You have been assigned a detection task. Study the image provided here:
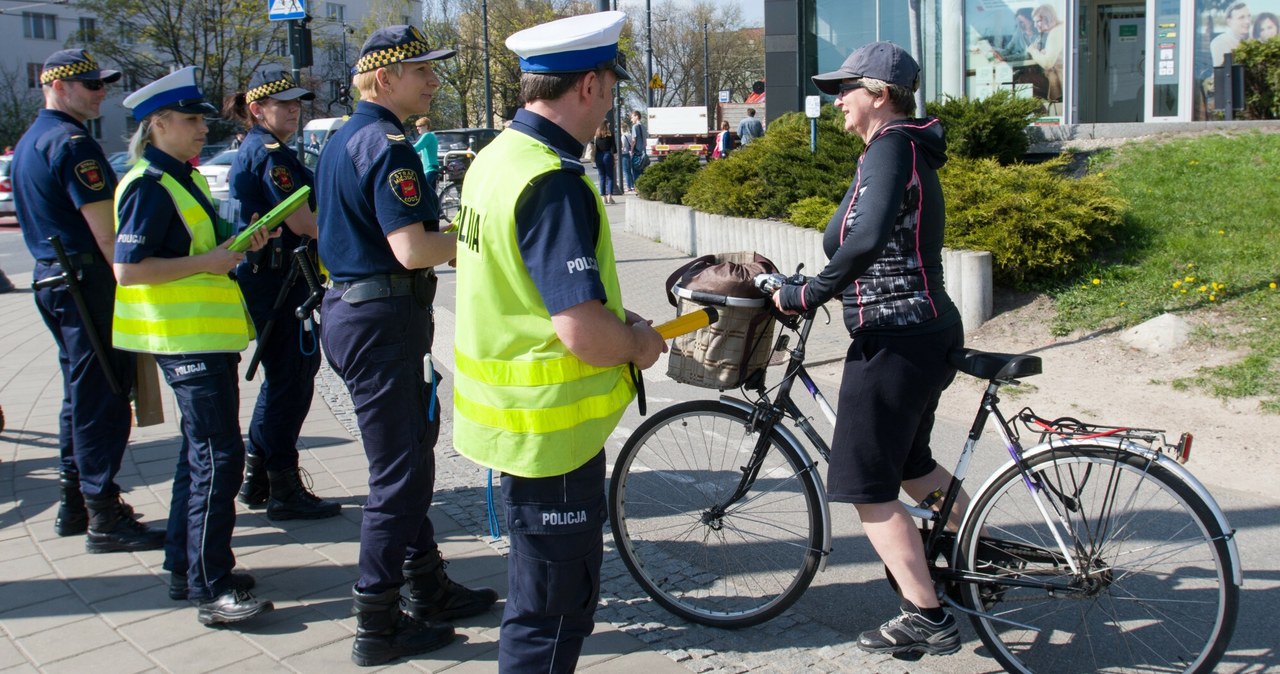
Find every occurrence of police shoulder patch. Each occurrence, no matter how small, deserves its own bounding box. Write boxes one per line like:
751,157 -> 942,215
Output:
388,168 -> 421,206
75,160 -> 107,191
270,165 -> 295,192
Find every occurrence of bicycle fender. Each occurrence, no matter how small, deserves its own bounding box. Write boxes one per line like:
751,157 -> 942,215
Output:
717,395 -> 835,571
959,438 -> 1242,586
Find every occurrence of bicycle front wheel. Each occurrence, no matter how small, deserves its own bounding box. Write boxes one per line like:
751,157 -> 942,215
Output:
958,445 -> 1238,673
609,400 -> 824,628
438,182 -> 461,223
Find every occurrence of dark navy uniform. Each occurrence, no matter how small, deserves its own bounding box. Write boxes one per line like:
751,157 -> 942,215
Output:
316,99 -> 444,593
230,127 -> 321,477
14,108 -> 134,502
115,145 -> 245,602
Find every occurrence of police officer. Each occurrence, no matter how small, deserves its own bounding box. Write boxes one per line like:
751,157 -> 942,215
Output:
223,67 -> 340,521
114,67 -> 273,625
451,12 -> 666,673
11,48 -> 165,552
315,26 -> 497,667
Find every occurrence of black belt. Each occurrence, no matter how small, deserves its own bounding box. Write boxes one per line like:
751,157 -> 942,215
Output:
335,273 -> 418,304
38,252 -> 99,268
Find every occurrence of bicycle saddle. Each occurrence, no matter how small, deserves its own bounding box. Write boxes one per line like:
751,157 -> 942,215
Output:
949,348 -> 1043,381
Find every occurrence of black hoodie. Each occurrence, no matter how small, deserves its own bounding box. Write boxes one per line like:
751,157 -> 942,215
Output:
779,117 -> 959,335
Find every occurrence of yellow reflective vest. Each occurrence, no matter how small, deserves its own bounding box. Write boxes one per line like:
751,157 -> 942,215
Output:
112,159 -> 254,355
452,129 -> 634,478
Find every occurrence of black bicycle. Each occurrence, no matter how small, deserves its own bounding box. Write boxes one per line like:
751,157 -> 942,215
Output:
608,271 -> 1241,673
436,149 -> 472,223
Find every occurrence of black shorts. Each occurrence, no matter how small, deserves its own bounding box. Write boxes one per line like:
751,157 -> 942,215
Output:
826,322 -> 964,504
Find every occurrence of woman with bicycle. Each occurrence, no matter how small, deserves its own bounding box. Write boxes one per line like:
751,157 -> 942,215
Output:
768,41 -> 965,657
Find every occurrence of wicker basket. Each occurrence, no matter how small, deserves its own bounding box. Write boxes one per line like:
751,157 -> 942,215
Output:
667,284 -> 776,390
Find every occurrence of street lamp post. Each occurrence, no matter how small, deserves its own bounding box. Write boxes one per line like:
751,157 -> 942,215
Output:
482,0 -> 493,127
703,21 -> 710,111
646,0 -> 654,107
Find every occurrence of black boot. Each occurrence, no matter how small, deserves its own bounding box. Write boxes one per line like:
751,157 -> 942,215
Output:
55,469 -> 88,536
351,587 -> 454,667
197,588 -> 273,626
266,467 -> 341,520
84,494 -> 165,553
404,550 -> 499,622
238,453 -> 268,508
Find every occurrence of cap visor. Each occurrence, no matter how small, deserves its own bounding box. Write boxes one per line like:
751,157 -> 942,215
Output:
811,71 -> 846,95
170,101 -> 219,115
68,70 -> 122,83
270,87 -> 316,101
100,70 -> 122,83
404,48 -> 457,63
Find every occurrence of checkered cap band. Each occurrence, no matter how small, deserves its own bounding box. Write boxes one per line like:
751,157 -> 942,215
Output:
355,40 -> 431,74
246,76 -> 297,103
41,57 -> 99,85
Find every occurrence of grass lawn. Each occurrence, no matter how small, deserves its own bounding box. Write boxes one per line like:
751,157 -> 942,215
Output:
1051,131 -> 1280,410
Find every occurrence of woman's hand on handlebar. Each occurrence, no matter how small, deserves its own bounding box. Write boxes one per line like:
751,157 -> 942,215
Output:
754,273 -> 799,316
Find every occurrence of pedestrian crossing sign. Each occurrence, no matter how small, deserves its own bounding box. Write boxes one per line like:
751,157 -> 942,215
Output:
649,74 -> 664,90
268,0 -> 306,21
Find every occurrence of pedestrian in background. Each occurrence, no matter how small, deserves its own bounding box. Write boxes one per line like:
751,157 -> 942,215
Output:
629,109 -> 648,178
769,41 -> 965,658
453,11 -> 666,673
114,66 -> 274,625
594,120 -> 617,204
620,120 -> 636,191
737,107 -> 764,145
412,116 -> 440,193
11,49 -> 163,551
315,25 -> 497,667
223,67 -> 340,524
712,120 -> 734,159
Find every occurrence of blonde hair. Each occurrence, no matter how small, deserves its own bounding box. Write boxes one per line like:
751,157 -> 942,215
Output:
127,110 -> 172,163
353,62 -> 403,98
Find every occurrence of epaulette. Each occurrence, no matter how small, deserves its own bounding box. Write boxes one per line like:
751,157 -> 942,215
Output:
69,134 -> 86,141
385,133 -> 405,142
143,163 -> 165,180
558,155 -> 586,176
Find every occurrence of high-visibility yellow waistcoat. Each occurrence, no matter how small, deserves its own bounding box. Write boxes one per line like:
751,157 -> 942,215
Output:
452,129 -> 634,478
112,160 -> 253,355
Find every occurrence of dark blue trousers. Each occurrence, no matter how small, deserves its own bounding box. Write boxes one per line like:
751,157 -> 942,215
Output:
32,260 -> 135,497
237,262 -> 321,472
156,353 -> 245,602
498,450 -> 606,674
320,290 -> 439,593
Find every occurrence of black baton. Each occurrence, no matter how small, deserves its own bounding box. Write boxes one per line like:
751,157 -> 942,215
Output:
31,235 -> 124,395
292,239 -> 324,321
245,261 -> 299,382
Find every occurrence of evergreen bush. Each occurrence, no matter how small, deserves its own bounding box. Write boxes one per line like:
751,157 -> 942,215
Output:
940,155 -> 1127,288
787,196 -> 839,231
1233,38 -> 1280,119
926,90 -> 1041,164
635,150 -> 701,204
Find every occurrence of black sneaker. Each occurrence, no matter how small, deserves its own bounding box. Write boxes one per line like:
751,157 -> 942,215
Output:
170,571 -> 257,601
857,609 -> 961,656
197,588 -> 274,625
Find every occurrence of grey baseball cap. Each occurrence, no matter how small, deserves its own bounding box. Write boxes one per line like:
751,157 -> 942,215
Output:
812,41 -> 920,94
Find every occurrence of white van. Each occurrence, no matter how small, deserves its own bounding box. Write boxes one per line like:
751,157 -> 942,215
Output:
300,116 -> 348,168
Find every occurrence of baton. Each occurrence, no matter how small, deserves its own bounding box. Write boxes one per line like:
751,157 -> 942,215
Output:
655,307 -> 719,340
245,243 -> 299,382
31,236 -> 123,395
291,239 -> 324,321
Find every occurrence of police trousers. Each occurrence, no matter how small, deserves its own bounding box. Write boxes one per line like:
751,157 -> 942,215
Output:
321,289 -> 440,593
237,262 -> 321,472
33,259 -> 135,497
498,450 -> 606,674
156,352 -> 246,602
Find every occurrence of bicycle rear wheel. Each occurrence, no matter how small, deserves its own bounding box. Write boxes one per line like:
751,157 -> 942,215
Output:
438,182 -> 461,223
609,400 -> 824,628
957,445 -> 1238,673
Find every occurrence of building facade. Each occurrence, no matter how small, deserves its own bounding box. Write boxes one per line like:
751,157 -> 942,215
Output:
765,0 -> 1273,125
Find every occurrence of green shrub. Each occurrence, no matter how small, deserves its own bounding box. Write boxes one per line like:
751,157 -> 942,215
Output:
635,150 -> 701,204
926,90 -> 1041,164
941,155 -> 1127,287
787,196 -> 839,231
683,106 -> 861,219
1234,38 -> 1280,119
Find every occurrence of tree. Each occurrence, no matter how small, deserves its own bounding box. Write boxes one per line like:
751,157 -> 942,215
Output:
0,64 -> 45,149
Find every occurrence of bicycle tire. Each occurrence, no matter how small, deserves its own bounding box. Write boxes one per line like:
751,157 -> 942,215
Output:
956,445 -> 1238,673
438,182 -> 461,223
609,400 -> 824,628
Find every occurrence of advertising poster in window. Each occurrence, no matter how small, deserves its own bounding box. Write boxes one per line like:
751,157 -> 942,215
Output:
1195,0 -> 1280,119
965,0 -> 1068,123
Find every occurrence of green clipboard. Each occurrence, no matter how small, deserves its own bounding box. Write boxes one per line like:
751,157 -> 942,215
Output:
227,185 -> 312,252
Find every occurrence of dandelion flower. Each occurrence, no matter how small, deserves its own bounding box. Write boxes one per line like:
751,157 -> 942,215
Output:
1092,278 -> 1101,285
1210,295 -> 1217,301
1198,285 -> 1208,292
1173,280 -> 1182,288
1185,276 -> 1195,282
1271,282 -> 1277,290
1181,289 -> 1188,294
1218,230 -> 1225,235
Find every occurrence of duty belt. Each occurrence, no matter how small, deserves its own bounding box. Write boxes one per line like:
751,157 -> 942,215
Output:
336,272 -> 419,304
37,251 -> 98,269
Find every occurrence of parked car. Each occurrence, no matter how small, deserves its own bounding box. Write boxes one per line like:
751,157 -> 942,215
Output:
193,143 -> 228,166
0,156 -> 14,218
195,148 -> 237,203
434,128 -> 500,165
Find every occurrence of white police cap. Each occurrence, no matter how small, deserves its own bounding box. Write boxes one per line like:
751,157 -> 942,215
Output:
506,10 -> 632,81
123,66 -> 217,121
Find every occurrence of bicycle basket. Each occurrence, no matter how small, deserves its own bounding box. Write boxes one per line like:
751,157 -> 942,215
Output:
664,252 -> 777,390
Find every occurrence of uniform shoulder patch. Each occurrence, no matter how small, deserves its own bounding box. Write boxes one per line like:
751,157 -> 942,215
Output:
264,141 -> 281,150
385,133 -> 406,142
269,165 -> 295,192
388,168 -> 421,206
74,159 -> 108,191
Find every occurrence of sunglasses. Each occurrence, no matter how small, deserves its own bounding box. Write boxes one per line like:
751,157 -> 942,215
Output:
78,79 -> 106,91
838,80 -> 866,94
